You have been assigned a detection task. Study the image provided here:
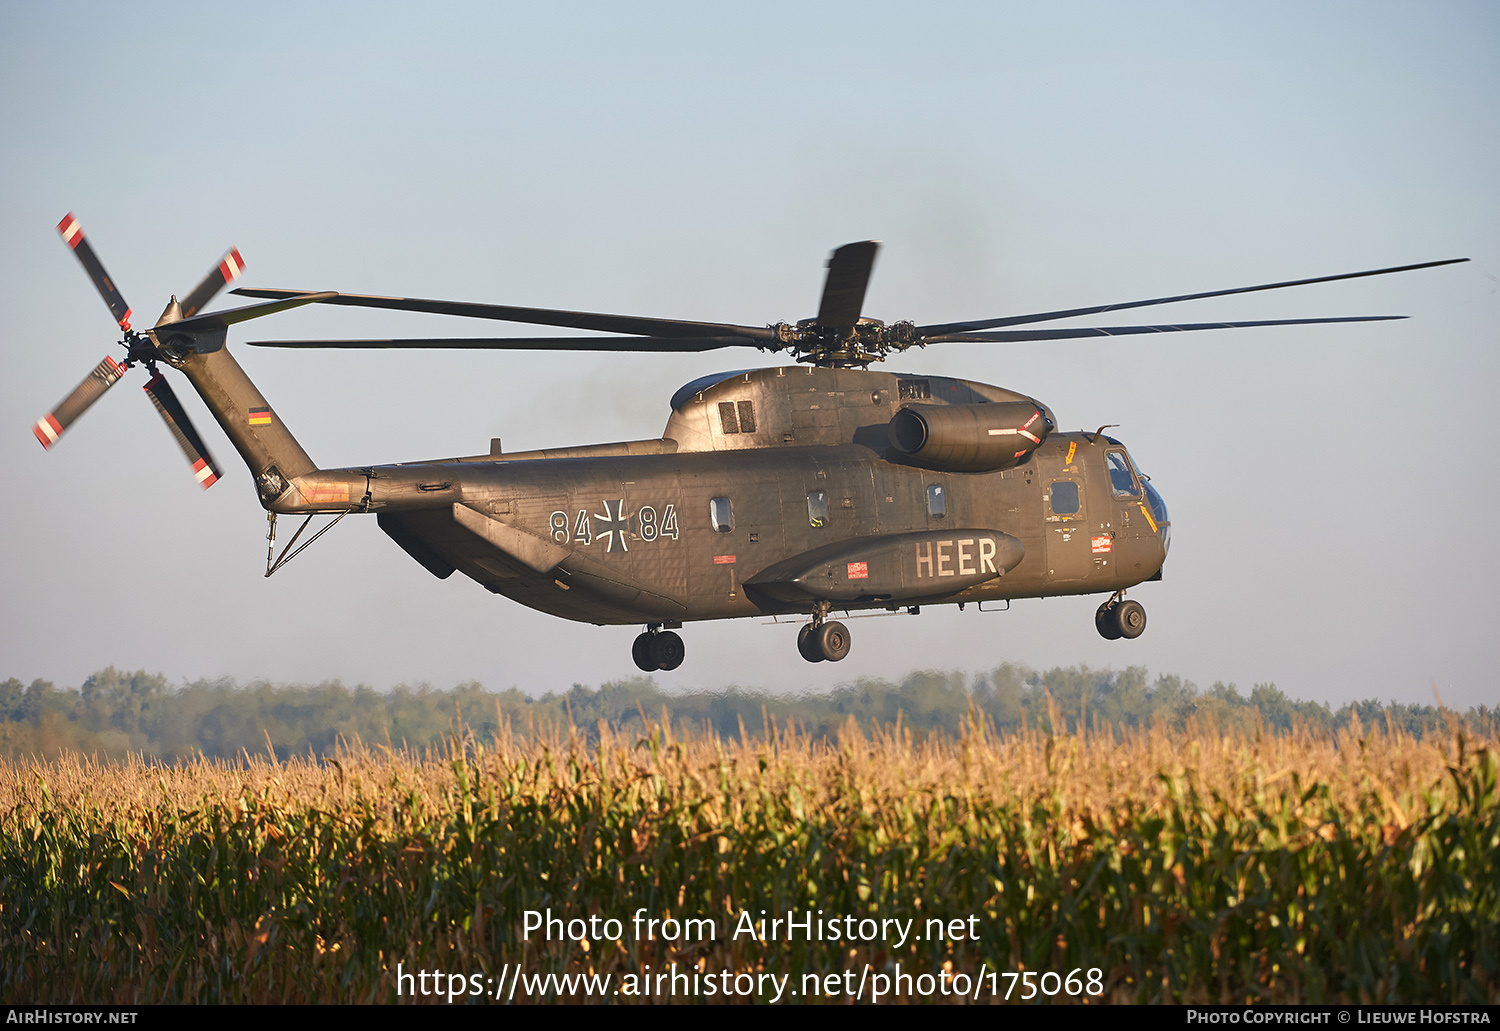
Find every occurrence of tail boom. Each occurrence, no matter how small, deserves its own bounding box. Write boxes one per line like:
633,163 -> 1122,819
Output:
166,343 -> 316,509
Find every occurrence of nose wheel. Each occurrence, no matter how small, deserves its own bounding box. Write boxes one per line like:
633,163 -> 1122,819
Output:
632,628 -> 685,671
1095,594 -> 1146,640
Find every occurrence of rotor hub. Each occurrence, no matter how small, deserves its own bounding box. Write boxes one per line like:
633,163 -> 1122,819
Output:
774,316 -> 923,367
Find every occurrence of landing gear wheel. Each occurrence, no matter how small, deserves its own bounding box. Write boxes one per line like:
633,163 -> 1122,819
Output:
797,623 -> 825,663
632,632 -> 659,671
1095,601 -> 1123,640
647,630 -> 685,671
1114,600 -> 1147,640
815,621 -> 851,662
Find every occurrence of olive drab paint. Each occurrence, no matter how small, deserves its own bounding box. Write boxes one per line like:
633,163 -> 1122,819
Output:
37,228 -> 1458,668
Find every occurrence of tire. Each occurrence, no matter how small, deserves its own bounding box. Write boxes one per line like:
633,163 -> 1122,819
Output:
816,621 -> 851,662
797,623 -> 825,663
648,630 -> 685,671
632,632 -> 659,671
1114,600 -> 1146,639
1095,602 -> 1123,640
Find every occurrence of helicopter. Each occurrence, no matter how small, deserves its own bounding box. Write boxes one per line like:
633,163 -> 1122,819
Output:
33,216 -> 1466,670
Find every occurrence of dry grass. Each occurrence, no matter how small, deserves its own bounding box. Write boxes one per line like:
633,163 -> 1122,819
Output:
1,707 -> 1495,1004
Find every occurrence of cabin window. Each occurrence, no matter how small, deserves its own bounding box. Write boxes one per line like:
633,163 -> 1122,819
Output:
926,484 -> 947,519
1106,450 -> 1139,498
1049,480 -> 1080,515
807,490 -> 830,528
710,496 -> 734,533
899,378 -> 931,400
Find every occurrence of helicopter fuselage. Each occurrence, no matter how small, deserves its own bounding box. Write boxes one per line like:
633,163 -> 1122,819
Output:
253,364 -> 1170,628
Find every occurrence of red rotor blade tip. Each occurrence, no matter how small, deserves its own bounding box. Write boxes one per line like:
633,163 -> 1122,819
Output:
33,413 -> 63,448
219,248 -> 245,283
191,457 -> 220,489
57,213 -> 83,249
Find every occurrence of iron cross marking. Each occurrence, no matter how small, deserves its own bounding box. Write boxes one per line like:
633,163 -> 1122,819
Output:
594,498 -> 630,553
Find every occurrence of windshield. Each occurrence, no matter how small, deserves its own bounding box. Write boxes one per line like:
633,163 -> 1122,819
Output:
1105,449 -> 1139,498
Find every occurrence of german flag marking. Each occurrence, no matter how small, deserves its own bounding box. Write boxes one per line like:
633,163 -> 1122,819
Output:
248,406 -> 272,426
33,413 -> 62,448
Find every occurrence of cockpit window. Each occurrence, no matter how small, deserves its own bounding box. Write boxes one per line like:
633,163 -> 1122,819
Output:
1106,450 -> 1140,498
1143,478 -> 1169,527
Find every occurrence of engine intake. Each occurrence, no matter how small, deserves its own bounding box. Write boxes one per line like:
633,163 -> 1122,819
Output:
887,402 -> 1050,472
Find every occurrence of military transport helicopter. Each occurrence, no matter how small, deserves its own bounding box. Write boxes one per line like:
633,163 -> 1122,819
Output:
33,216 -> 1466,670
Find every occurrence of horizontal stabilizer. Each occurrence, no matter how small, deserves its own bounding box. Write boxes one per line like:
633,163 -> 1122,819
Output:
152,292 -> 338,354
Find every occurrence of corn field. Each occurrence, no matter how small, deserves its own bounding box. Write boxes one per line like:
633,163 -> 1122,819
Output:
1,708 -> 1495,1004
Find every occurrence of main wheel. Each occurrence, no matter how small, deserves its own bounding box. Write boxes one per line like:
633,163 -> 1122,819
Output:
816,621 -> 851,662
797,623 -> 825,663
632,632 -> 659,671
1095,601 -> 1123,640
648,630 -> 685,671
1113,600 -> 1147,639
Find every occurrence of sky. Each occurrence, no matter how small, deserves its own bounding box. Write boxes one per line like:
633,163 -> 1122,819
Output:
2,2 -> 1496,709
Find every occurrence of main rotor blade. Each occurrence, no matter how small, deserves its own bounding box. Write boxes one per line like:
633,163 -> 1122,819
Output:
816,241 -> 879,334
142,372 -> 221,489
917,258 -> 1469,336
231,288 -> 779,341
179,248 -> 246,318
165,292 -> 339,332
923,315 -> 1405,344
32,355 -> 127,448
246,335 -> 772,352
57,214 -> 132,331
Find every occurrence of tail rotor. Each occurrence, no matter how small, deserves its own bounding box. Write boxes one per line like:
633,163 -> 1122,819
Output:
34,213 -> 243,489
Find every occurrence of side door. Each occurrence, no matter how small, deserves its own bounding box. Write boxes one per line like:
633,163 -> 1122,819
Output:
1041,459 -> 1090,581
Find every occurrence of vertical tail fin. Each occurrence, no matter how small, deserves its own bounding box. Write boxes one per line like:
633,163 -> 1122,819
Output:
148,294 -> 333,507
168,345 -> 315,505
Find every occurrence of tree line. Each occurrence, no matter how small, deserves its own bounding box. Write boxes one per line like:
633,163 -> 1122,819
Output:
0,665 -> 1490,762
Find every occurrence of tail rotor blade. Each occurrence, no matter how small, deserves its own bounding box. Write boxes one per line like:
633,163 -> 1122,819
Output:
32,355 -> 127,448
816,241 -> 879,335
57,214 -> 133,331
179,248 -> 246,318
142,372 -> 221,489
